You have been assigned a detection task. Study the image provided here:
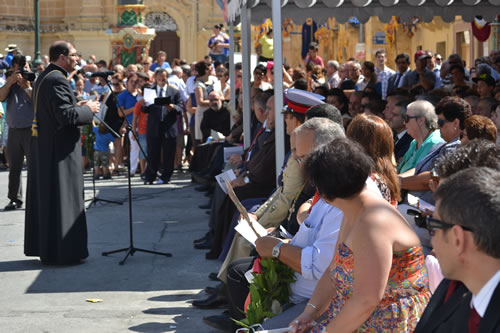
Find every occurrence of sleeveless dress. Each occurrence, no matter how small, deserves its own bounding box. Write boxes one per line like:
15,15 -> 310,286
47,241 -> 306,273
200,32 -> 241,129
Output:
312,243 -> 430,332
370,173 -> 398,208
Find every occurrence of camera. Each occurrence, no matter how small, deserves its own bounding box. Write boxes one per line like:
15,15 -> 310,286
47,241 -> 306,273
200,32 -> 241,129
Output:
407,209 -> 426,229
5,54 -> 36,82
19,68 -> 36,82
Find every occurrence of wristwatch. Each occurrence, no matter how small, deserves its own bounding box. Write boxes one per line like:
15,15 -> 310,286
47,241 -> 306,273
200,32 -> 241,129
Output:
272,242 -> 284,259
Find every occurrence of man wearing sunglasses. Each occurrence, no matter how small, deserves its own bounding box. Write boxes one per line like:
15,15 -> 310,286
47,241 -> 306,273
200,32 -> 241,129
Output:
414,167 -> 500,332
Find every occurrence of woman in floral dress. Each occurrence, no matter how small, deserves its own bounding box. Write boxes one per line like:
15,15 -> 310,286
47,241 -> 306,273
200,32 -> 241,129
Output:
290,139 -> 430,333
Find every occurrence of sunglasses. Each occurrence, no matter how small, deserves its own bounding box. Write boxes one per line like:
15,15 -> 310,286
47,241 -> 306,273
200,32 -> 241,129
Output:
403,114 -> 420,123
408,209 -> 474,236
437,119 -> 450,127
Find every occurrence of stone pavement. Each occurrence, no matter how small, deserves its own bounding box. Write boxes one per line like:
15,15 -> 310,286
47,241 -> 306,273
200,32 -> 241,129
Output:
0,168 -> 226,332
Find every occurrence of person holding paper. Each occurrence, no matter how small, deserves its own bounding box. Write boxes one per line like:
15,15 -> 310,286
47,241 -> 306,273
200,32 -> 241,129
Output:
141,68 -> 184,185
201,118 -> 347,332
290,139 -> 429,333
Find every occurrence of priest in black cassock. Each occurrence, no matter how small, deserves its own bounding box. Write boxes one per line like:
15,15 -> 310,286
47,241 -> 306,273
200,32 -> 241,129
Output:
24,41 -> 100,265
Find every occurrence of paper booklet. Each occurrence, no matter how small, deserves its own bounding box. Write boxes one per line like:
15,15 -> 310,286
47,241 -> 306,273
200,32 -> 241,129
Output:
224,179 -> 264,243
407,193 -> 435,213
142,87 -> 157,106
235,215 -> 268,246
215,169 -> 236,194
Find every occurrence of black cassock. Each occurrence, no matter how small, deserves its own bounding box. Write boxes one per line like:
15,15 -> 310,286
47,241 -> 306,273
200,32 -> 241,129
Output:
24,63 -> 93,264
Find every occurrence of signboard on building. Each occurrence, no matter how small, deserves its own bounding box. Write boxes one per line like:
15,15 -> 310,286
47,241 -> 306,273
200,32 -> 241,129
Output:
373,32 -> 386,45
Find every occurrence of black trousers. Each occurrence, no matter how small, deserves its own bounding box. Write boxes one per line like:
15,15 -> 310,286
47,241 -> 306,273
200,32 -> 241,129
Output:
7,127 -> 31,202
145,134 -> 176,182
227,257 -> 255,321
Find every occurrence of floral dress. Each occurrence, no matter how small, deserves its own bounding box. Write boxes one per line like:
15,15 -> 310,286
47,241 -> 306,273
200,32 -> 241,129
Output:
370,173 -> 397,208
312,243 -> 430,332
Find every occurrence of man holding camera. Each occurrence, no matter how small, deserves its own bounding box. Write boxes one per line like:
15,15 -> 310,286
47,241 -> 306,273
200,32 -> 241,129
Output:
0,54 -> 33,211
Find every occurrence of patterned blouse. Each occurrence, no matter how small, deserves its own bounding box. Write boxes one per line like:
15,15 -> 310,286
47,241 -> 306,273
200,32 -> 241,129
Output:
313,243 -> 431,332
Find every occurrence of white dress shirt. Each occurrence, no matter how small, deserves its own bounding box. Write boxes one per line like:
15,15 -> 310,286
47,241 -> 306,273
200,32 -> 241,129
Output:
289,199 -> 343,304
471,269 -> 500,317
376,65 -> 395,100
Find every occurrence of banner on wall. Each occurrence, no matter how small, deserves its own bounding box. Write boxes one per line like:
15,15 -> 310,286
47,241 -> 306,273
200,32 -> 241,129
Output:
355,43 -> 366,61
471,16 -> 491,42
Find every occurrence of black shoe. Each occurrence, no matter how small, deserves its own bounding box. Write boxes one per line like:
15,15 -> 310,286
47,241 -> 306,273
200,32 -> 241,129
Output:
205,282 -> 224,295
193,234 -> 209,244
192,171 -> 211,184
205,251 -> 219,260
198,202 -> 211,209
4,200 -> 22,211
192,293 -> 228,309
203,313 -> 234,331
143,180 -> 153,185
208,272 -> 219,281
194,238 -> 212,250
194,184 -> 211,192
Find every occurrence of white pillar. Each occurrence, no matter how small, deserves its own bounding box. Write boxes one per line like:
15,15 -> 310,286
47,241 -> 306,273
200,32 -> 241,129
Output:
229,20 -> 236,126
272,0 -> 285,182
241,4 -> 252,149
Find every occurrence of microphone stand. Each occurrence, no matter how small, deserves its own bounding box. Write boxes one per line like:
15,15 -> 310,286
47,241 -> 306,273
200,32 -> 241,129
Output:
100,78 -> 172,265
86,114 -> 123,209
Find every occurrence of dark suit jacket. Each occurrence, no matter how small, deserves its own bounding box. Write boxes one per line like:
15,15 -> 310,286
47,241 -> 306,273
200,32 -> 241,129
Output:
386,72 -> 400,96
415,279 -> 500,333
142,84 -> 183,138
394,131 -> 413,164
200,102 -> 231,138
246,129 -> 276,189
387,70 -> 410,96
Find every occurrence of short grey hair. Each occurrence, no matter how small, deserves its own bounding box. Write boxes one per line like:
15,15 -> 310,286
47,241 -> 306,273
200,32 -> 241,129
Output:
351,62 -> 362,71
171,66 -> 182,76
407,100 -> 438,130
327,60 -> 339,70
294,118 -> 345,148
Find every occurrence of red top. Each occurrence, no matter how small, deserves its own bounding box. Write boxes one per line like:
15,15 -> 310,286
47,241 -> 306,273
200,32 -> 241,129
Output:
133,102 -> 148,135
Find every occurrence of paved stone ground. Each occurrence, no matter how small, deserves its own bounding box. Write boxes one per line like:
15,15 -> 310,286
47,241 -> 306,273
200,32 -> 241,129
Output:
0,167 -> 226,332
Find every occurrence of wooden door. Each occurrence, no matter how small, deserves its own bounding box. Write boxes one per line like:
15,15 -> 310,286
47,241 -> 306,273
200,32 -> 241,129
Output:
149,31 -> 180,64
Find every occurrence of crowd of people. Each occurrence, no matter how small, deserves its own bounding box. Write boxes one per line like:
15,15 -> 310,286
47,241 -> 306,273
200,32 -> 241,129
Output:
185,43 -> 500,332
1,30 -> 500,332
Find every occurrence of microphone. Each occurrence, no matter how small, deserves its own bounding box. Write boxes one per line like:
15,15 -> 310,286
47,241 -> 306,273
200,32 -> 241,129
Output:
90,71 -> 115,78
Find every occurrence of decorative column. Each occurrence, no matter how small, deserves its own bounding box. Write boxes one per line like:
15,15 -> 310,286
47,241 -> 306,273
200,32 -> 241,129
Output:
110,2 -> 155,67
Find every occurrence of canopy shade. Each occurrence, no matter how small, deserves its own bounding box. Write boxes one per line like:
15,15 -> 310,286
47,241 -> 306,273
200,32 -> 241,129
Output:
227,0 -> 500,24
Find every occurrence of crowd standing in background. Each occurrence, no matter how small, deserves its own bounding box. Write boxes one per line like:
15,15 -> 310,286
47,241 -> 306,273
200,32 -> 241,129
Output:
1,22 -> 500,331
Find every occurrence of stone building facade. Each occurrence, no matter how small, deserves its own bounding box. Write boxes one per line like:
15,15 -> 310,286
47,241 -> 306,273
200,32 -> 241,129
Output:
0,0 -> 225,64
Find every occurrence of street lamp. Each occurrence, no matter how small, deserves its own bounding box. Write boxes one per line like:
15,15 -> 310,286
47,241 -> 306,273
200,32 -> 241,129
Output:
32,0 -> 42,67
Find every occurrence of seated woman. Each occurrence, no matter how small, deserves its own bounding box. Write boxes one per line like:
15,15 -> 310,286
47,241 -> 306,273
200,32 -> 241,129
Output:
291,139 -> 430,333
397,100 -> 444,173
461,114 -> 497,144
347,114 -> 400,206
400,96 -> 472,205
